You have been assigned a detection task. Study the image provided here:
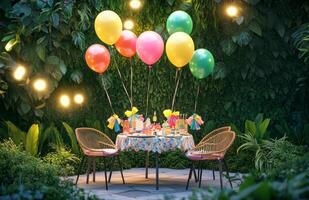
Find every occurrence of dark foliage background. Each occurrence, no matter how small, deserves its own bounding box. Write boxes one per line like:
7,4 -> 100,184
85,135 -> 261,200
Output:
0,0 -> 308,171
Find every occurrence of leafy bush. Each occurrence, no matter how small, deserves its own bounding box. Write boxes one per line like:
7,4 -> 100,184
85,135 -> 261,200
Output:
259,137 -> 306,172
185,171 -> 309,200
267,152 -> 309,180
0,140 -> 96,200
43,147 -> 80,176
0,120 -> 79,158
237,114 -> 271,170
275,119 -> 309,145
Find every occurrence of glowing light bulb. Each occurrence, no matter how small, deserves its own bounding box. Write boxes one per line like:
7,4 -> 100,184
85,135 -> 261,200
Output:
124,19 -> 134,30
33,79 -> 47,92
60,94 -> 70,108
13,65 -> 26,81
226,5 -> 238,17
74,94 -> 84,105
130,0 -> 141,9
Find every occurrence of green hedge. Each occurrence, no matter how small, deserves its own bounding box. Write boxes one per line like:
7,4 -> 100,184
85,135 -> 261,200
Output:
0,140 -> 96,200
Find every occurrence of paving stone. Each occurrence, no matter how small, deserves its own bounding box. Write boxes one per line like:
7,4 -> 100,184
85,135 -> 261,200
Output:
69,168 -> 240,200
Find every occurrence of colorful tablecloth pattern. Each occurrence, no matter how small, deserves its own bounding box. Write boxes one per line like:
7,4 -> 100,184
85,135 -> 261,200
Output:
116,134 -> 195,153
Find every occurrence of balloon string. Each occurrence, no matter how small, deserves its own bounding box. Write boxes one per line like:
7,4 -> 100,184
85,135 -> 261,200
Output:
171,69 -> 182,111
194,83 -> 200,113
130,58 -> 133,107
101,75 -> 115,114
175,69 -> 178,84
145,68 -> 152,118
115,63 -> 132,108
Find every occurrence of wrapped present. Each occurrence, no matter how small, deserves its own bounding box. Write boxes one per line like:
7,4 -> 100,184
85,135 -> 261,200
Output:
125,107 -> 140,128
107,114 -> 122,132
186,113 -> 204,130
163,109 -> 180,128
122,120 -> 130,133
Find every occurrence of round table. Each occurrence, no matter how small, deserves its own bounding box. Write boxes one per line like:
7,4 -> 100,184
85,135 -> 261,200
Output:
116,134 -> 194,153
115,133 -> 195,190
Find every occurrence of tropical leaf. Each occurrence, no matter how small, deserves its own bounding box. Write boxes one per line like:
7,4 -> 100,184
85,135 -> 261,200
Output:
258,118 -> 270,138
6,121 -> 25,145
39,123 -> 64,153
249,21 -> 262,36
245,120 -> 256,135
62,122 -> 79,154
25,124 -> 40,156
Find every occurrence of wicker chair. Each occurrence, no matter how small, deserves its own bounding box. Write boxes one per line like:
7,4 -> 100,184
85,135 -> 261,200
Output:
75,128 -> 125,190
194,126 -> 231,180
186,131 -> 236,190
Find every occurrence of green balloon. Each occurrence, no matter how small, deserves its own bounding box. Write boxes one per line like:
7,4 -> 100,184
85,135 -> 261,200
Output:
166,10 -> 193,35
189,49 -> 215,79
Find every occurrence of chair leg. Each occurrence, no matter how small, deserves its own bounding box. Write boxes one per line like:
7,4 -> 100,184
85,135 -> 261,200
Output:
103,157 -> 108,190
192,162 -> 198,182
92,158 -> 96,182
117,155 -> 125,184
108,157 -> 116,183
75,156 -> 85,185
212,170 -> 215,180
186,162 -> 194,190
196,161 -> 200,183
218,159 -> 223,190
198,163 -> 203,188
223,159 -> 233,189
86,157 -> 91,184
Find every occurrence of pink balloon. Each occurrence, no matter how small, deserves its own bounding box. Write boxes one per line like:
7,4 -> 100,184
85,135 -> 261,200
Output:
136,31 -> 164,67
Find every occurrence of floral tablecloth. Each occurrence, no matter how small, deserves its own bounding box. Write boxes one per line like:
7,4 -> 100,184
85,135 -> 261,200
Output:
116,134 -> 195,153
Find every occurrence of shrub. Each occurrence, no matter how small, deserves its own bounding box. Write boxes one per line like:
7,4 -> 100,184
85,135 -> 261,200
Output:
43,147 -> 80,176
0,140 -> 97,200
267,152 -> 309,180
185,171 -> 309,200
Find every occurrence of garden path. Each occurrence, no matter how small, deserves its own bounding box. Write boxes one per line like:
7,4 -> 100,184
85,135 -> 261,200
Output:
70,168 -> 240,200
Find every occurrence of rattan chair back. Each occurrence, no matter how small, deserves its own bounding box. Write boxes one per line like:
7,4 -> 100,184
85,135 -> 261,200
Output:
193,131 -> 236,155
75,127 -> 115,150
196,126 -> 231,147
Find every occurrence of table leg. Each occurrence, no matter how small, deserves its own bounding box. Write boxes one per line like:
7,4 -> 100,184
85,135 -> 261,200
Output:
155,152 -> 159,190
145,151 -> 149,179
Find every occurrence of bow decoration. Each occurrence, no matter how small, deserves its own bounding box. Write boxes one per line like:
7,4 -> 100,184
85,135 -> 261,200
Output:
107,114 -> 122,132
186,113 -> 204,130
124,107 -> 140,128
163,109 -> 180,128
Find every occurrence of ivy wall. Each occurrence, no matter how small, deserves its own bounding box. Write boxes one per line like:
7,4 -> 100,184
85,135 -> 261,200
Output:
0,0 -> 308,139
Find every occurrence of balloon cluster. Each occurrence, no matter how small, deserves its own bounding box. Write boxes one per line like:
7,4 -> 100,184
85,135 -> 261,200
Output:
83,9 -> 215,133
166,10 -> 215,79
85,9 -> 215,80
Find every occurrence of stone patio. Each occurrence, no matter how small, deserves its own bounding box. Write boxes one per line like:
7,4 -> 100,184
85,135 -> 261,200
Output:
70,168 -> 240,200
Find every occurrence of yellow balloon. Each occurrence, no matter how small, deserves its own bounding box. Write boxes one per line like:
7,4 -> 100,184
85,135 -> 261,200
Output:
166,32 -> 195,68
95,10 -> 122,45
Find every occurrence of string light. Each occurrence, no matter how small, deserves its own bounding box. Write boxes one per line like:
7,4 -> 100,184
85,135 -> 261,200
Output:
130,0 -> 141,10
124,19 -> 134,30
74,93 -> 84,105
60,94 -> 70,108
226,5 -> 239,17
33,78 -> 47,92
13,65 -> 26,81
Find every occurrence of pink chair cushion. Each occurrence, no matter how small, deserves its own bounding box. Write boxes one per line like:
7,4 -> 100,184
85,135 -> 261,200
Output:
83,148 -> 119,157
185,150 -> 224,161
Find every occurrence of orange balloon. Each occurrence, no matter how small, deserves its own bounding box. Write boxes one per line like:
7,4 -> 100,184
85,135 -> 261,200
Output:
85,44 -> 110,74
115,30 -> 137,58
